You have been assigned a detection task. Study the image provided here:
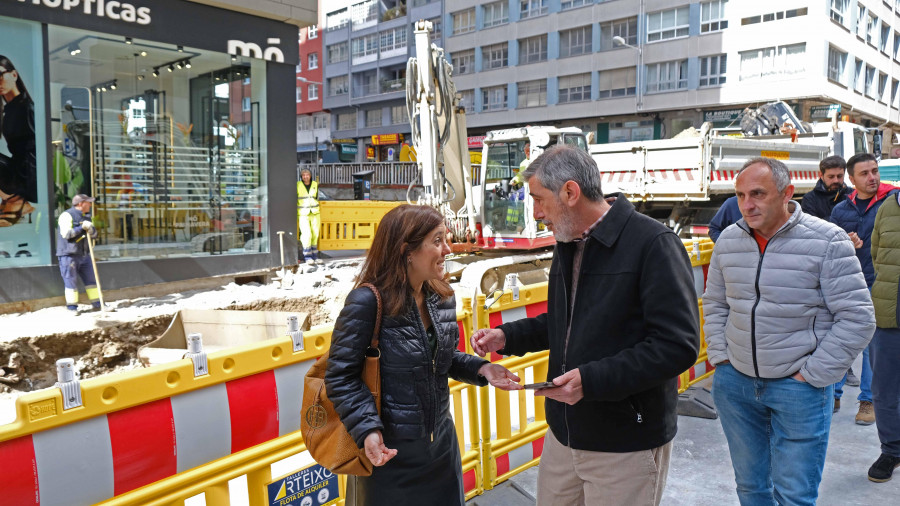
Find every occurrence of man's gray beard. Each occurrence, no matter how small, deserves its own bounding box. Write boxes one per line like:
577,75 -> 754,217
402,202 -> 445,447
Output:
547,207 -> 578,243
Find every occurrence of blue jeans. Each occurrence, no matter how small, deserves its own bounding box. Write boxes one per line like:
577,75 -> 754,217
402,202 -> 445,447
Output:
712,363 -> 834,506
833,345 -> 872,402
870,327 -> 900,457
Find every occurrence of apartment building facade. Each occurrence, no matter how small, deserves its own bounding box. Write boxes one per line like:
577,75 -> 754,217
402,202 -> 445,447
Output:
320,0 -> 900,159
297,19 -> 331,162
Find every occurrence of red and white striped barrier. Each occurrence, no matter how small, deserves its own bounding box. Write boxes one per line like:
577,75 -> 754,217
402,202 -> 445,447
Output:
0,360 -> 314,506
494,436 -> 544,477
486,301 -> 548,362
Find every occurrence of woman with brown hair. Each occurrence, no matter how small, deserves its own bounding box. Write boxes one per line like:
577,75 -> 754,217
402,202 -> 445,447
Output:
325,204 -> 522,505
0,55 -> 37,226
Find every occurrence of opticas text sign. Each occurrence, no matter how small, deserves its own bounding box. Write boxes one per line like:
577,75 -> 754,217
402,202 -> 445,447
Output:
2,0 -> 299,65
267,463 -> 339,506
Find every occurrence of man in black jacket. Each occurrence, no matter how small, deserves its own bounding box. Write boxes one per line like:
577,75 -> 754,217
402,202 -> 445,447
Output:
472,145 -> 700,505
801,155 -> 852,220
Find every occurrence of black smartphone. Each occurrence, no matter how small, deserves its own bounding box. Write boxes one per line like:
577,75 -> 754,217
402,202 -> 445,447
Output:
522,381 -> 555,390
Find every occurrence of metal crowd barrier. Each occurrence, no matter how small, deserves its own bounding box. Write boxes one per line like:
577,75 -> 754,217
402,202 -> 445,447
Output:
0,239 -> 714,504
317,201 -> 404,250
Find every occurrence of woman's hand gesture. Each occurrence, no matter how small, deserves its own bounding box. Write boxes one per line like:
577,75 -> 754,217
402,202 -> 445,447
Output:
364,430 -> 398,466
478,363 -> 523,391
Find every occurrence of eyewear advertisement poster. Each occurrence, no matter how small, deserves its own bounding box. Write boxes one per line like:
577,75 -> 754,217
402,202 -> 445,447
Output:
267,463 -> 339,506
0,16 -> 50,266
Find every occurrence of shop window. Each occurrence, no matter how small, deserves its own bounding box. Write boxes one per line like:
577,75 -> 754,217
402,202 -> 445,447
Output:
48,25 -> 268,261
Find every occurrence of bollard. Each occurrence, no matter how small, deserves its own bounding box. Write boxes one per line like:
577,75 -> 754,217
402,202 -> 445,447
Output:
287,315 -> 304,352
183,332 -> 209,377
55,358 -> 83,410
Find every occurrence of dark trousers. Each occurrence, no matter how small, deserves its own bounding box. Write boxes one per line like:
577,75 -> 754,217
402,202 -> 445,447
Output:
871,326 -> 900,457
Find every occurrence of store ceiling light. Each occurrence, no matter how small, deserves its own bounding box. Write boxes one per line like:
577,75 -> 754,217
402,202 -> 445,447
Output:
175,61 -> 184,69
152,67 -> 160,77
167,64 -> 174,72
139,50 -> 148,57
231,55 -> 237,62
137,75 -> 144,81
68,43 -> 81,56
109,80 -> 117,90
125,37 -> 133,45
184,60 -> 192,69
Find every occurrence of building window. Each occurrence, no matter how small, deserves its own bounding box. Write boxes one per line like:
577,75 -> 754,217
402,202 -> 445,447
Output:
314,114 -> 328,129
308,84 -> 318,101
558,73 -> 591,103
328,75 -> 349,96
600,17 -> 638,50
739,43 -> 806,81
699,55 -> 727,87
866,13 -> 877,46
647,7 -> 689,42
879,72 -> 888,101
328,42 -> 349,64
459,89 -> 475,113
426,18 -> 442,42
308,25 -> 318,39
296,62 -> 302,73
242,97 -> 251,111
452,49 -> 475,75
308,53 -> 318,70
560,26 -> 592,58
483,1 -> 509,28
645,60 -> 688,92
391,105 -> 406,124
380,27 -> 408,54
483,42 -> 509,70
482,85 -> 508,111
327,8 -> 349,31
892,79 -> 899,108
520,0 -> 548,19
519,35 -> 548,65
561,0 -> 589,10
881,23 -> 891,54
828,46 -> 847,83
351,34 -> 379,63
895,32 -> 900,61
452,8 -> 475,35
741,8 -> 806,25
865,64 -> 876,98
597,67 -> 636,98
700,1 -> 728,33
296,87 -> 303,103
854,58 -> 864,92
298,116 -> 312,131
365,108 -> 382,127
830,0 -> 850,25
337,112 -> 356,130
351,0 -> 377,29
856,4 -> 866,39
517,79 -> 547,108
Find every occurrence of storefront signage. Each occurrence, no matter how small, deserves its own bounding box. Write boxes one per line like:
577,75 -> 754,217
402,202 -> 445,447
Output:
267,463 -> 339,506
467,136 -> 485,149
331,138 -> 355,144
17,0 -> 151,25
703,109 -> 743,123
810,104 -> 841,120
371,134 -> 403,145
228,38 -> 284,63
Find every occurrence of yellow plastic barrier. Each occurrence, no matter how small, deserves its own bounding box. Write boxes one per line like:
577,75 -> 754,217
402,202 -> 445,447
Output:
318,201 -> 404,250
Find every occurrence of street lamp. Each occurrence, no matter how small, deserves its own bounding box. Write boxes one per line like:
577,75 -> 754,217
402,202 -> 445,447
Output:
613,35 -> 643,111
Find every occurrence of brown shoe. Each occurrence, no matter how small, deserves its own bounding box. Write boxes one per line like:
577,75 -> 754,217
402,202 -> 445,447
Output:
833,398 -> 841,414
856,401 -> 875,425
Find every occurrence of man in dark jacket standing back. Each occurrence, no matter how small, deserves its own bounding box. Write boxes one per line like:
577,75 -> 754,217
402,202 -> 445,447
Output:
830,153 -> 899,424
57,194 -> 100,314
471,145 -> 700,506
801,155 -> 852,219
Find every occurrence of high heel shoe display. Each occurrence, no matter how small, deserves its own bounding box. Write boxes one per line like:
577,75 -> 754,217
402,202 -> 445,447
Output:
0,195 -> 35,227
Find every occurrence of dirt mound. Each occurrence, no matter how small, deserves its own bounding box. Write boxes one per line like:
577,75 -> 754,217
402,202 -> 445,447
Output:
226,296 -> 331,325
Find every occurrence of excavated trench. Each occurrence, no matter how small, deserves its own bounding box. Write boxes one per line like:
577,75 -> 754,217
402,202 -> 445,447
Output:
0,295 -> 332,394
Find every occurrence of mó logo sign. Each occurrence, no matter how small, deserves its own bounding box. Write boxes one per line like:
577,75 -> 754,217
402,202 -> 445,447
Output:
18,0 -> 152,25
228,38 -> 285,63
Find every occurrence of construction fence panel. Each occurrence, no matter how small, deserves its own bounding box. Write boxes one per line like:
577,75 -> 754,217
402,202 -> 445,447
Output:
677,238 -> 715,393
317,201 -> 404,251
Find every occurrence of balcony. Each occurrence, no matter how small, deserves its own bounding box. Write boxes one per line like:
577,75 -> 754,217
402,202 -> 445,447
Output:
353,82 -> 379,98
381,78 -> 406,93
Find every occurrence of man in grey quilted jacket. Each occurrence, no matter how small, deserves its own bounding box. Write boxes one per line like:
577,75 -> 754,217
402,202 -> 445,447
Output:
703,157 -> 875,506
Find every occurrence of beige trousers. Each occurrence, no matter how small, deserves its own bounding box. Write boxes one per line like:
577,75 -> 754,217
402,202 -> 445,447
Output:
536,429 -> 672,506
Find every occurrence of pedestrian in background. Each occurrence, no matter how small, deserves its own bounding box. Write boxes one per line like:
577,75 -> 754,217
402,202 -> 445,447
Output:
868,192 -> 900,482
708,195 -> 741,242
57,194 -> 100,314
704,157 -> 874,505
325,204 -> 521,506
829,153 -> 899,423
801,155 -> 852,220
297,167 -> 321,265
472,145 -> 700,506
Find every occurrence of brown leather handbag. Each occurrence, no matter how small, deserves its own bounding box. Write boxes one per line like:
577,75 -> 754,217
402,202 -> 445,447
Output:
300,283 -> 382,476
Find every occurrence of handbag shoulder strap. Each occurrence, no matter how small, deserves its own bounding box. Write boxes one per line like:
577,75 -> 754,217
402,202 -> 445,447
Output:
359,283 -> 382,350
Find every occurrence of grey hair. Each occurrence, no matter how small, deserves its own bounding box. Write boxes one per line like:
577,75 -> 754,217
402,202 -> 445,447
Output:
522,145 -> 603,201
300,167 -> 313,176
738,157 -> 791,192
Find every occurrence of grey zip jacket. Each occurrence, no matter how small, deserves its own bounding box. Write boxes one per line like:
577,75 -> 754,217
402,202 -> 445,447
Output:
703,201 -> 875,388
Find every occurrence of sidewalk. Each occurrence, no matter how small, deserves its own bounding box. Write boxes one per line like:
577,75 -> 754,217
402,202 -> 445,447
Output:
488,360 -> 899,504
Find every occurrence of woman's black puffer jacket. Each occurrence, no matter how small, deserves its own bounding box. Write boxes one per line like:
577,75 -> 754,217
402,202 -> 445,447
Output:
325,286 -> 489,446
